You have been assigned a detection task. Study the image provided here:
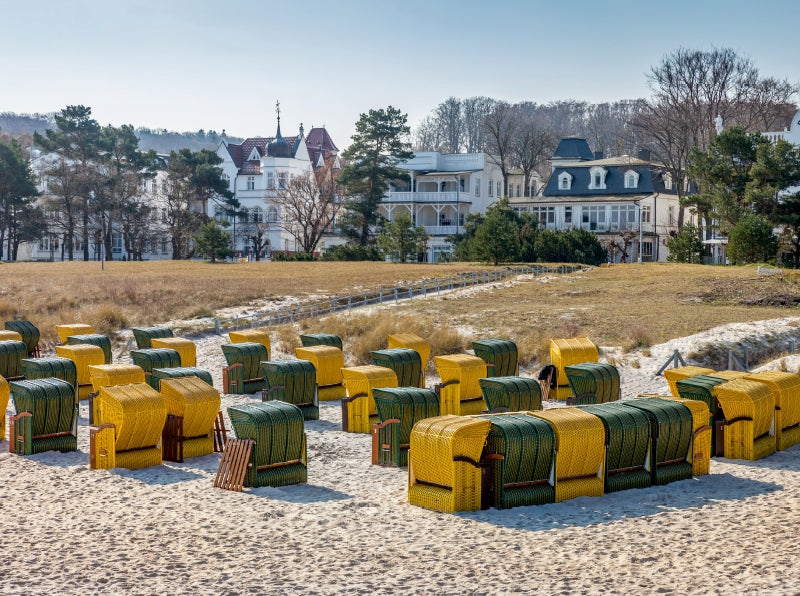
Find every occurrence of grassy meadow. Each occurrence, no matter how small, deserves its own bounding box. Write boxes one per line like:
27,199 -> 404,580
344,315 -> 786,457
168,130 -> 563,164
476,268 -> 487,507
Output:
2,260 -> 799,369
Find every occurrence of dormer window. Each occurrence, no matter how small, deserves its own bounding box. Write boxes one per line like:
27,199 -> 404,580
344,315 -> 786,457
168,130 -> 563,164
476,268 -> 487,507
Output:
248,148 -> 260,161
624,169 -> 640,189
663,172 -> 672,190
588,166 -> 607,190
558,172 -> 573,191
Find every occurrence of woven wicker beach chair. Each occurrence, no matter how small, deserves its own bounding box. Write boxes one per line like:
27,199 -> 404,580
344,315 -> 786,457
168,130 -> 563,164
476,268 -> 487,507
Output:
479,376 -> 543,413
9,378 -> 77,455
477,413 -> 555,509
472,338 -> 519,378
131,326 -> 174,349
564,362 -> 621,405
131,348 -> 183,388
5,321 -> 40,357
652,395 -> 713,476
22,357 -> 78,394
87,364 -> 146,423
434,354 -> 487,416
300,333 -> 343,351
371,387 -> 439,467
745,371 -> 800,451
529,408 -> 605,502
90,382 -> 166,470
549,337 -> 598,387
371,348 -> 424,388
674,374 -> 727,455
55,344 -> 105,400
221,342 -> 268,395
228,328 -> 271,353
0,375 -> 8,441
341,365 -> 398,433
55,324 -> 95,345
227,401 -> 307,488
294,345 -> 345,401
622,398 -> 694,485
407,415 -> 492,513
67,333 -> 113,364
261,359 -> 319,421
159,376 -> 221,461
663,365 -> 716,397
387,333 -> 430,384
0,330 -> 22,343
713,379 -> 776,461
151,337 -> 196,368
0,340 -> 26,381
151,366 -> 214,390
579,403 -> 652,492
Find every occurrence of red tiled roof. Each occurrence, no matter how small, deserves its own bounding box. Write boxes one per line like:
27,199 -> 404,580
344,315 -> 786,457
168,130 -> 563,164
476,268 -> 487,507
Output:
225,127 -> 337,174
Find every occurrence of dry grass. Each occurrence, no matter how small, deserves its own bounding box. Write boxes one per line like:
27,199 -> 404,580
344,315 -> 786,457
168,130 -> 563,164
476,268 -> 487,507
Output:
5,261 -> 800,370
0,260 -> 486,344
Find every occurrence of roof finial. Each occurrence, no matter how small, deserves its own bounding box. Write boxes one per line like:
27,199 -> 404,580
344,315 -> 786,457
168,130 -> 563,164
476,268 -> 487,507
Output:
276,100 -> 281,122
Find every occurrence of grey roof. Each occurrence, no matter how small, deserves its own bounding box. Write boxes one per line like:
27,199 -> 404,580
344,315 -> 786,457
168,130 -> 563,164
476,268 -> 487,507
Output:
542,160 -> 678,197
552,137 -> 594,161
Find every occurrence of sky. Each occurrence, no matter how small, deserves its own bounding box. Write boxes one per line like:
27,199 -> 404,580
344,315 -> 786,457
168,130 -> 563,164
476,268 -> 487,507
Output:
2,0 -> 798,150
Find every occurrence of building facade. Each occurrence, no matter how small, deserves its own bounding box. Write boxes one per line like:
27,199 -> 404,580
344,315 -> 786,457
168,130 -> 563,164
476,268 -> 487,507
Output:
380,151 -> 505,262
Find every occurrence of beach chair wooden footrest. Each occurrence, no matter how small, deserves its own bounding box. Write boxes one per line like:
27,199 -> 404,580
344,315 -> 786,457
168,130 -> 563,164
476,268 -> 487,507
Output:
214,438 -> 255,491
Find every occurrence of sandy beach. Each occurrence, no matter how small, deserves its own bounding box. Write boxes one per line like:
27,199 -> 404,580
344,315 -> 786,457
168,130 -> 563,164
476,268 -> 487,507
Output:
3,291 -> 800,595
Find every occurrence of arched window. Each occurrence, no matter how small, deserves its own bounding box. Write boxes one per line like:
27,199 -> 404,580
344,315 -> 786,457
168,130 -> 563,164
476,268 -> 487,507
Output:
251,207 -> 263,223
267,206 -> 278,222
624,169 -> 640,189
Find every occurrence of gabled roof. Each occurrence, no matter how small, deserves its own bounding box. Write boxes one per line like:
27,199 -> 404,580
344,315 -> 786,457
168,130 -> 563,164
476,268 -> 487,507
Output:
552,137 -> 594,161
223,126 -> 337,174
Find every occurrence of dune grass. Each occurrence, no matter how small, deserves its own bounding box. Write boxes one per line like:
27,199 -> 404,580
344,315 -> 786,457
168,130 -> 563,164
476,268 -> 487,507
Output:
0,260 -> 488,346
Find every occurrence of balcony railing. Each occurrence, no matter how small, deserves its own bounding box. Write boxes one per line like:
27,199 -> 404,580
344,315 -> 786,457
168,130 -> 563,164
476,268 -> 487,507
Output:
422,225 -> 459,236
385,191 -> 470,203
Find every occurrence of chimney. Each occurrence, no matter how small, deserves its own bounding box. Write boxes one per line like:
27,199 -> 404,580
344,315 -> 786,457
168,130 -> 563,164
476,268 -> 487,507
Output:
638,148 -> 651,162
594,150 -> 603,160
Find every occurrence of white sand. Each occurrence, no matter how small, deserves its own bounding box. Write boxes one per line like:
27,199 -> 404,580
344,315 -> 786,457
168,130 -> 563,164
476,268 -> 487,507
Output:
3,295 -> 800,594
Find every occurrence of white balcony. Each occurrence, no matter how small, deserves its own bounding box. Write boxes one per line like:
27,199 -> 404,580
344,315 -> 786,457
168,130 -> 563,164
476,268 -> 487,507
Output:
385,191 -> 471,204
422,225 -> 459,236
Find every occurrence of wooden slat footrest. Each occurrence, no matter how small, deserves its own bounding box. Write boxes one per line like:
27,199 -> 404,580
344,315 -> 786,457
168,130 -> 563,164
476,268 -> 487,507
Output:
214,438 -> 254,491
213,411 -> 228,452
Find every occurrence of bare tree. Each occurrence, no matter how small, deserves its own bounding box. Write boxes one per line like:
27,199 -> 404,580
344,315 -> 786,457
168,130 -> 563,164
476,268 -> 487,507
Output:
482,101 -> 517,195
462,96 -> 496,153
413,114 -> 444,152
435,97 -> 464,153
273,162 -> 343,254
511,103 -> 556,196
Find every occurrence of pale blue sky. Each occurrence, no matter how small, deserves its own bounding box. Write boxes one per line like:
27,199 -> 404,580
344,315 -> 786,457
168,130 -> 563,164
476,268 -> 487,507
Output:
2,0 -> 798,149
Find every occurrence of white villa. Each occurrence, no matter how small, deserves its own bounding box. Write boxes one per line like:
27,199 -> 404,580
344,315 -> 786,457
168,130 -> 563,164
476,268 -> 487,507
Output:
380,151 -> 505,262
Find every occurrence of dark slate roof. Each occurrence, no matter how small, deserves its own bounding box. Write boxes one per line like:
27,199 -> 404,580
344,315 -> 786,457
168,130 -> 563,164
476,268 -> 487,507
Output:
552,137 -> 594,161
542,157 -> 681,197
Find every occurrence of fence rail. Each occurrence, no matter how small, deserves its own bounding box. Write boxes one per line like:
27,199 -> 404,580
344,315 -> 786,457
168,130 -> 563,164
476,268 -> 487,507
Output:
212,265 -> 582,334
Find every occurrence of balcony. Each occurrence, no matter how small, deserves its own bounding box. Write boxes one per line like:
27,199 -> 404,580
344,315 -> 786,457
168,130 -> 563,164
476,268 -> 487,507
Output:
422,225 -> 459,236
385,191 -> 471,204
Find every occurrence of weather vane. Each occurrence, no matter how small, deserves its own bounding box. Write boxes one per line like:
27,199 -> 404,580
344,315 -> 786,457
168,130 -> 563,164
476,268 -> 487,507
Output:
275,100 -> 281,122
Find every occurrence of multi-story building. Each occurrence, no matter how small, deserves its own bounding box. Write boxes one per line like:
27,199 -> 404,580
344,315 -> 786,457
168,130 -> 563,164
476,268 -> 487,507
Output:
216,119 -> 340,257
380,151 -> 505,262
509,137 -> 691,262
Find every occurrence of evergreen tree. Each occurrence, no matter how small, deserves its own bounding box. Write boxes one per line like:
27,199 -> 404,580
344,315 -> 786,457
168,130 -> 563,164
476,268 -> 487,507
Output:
727,214 -> 778,265
472,199 -> 520,265
666,222 -> 705,263
193,222 -> 233,263
0,138 -> 39,260
377,213 -> 428,262
337,106 -> 413,246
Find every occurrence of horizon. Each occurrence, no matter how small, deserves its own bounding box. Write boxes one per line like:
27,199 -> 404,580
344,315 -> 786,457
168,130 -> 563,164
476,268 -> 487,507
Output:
2,0 -> 799,150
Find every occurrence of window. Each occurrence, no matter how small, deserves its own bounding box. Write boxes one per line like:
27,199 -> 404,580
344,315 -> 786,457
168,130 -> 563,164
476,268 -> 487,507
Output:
160,238 -> 168,255
516,184 -> 521,198
267,206 -> 278,222
278,172 -> 287,190
588,166 -> 608,190
663,173 -> 672,190
564,206 -> 572,225
641,205 -> 651,224
581,206 -> 606,231
610,205 -> 637,231
440,181 -> 446,192
151,180 -> 158,193
266,172 -> 274,189
668,206 -> 675,226
531,206 -> 555,227
488,180 -> 493,197
474,180 -> 480,197
161,208 -> 168,223
38,237 -> 49,251
247,176 -> 255,190
642,241 -> 654,259
251,207 -> 263,223
558,172 -> 572,190
460,178 -> 465,192
624,169 -> 640,189
112,233 -> 123,254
